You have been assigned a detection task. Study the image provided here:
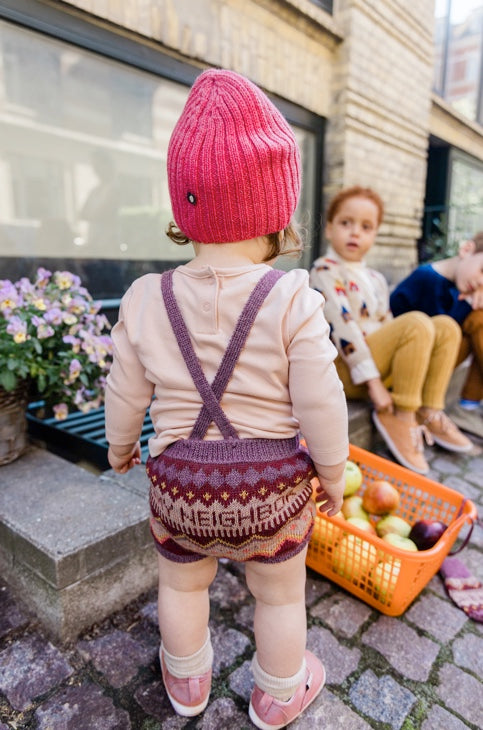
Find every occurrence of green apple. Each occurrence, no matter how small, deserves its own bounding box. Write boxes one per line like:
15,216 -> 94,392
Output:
382,533 -> 418,551
344,460 -> 363,497
370,559 -> 401,602
376,515 -> 411,539
342,495 -> 370,521
332,534 -> 378,581
346,517 -> 376,534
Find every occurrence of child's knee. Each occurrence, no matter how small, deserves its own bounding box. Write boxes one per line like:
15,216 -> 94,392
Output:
245,552 -> 307,605
399,311 -> 435,340
433,314 -> 462,346
157,554 -> 218,592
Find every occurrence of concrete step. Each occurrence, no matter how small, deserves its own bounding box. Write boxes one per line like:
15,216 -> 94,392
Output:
0,447 -> 156,642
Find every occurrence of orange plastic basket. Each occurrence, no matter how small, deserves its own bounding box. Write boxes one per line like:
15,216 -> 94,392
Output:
306,444 -> 477,616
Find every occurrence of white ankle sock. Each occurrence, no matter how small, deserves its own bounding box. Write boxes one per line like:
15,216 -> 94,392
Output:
251,652 -> 306,701
161,629 -> 213,679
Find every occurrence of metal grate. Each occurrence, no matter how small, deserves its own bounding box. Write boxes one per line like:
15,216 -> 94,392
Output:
27,402 -> 155,470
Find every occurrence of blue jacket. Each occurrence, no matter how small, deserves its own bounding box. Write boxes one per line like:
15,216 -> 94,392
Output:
389,264 -> 471,326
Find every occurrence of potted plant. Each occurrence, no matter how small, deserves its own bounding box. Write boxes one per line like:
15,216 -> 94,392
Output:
0,268 -> 113,464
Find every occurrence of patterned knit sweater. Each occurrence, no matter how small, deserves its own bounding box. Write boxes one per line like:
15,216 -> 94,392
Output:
309,247 -> 392,385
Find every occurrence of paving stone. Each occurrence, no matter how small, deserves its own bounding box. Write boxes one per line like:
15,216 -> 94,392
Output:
290,688 -> 372,729
34,683 -> 131,730
426,573 -> 447,598
310,593 -> 373,638
465,455 -> 483,487
430,456 -> 465,475
452,633 -> 483,677
209,565 -> 249,609
77,628 -> 156,688
197,697 -> 249,728
421,704 -> 473,730
228,659 -> 253,703
361,616 -> 440,681
139,599 -> 158,626
307,626 -> 360,685
405,592 -> 468,642
0,583 -> 30,639
210,624 -> 251,676
305,573 -> 332,606
349,670 -> 416,730
436,663 -> 483,727
0,634 -> 73,711
134,679 -> 188,725
443,475 -> 480,502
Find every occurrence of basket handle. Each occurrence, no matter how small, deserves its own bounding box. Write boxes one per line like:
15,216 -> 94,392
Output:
448,499 -> 476,555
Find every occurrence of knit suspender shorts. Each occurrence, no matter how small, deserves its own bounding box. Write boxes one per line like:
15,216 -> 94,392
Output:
147,269 -> 316,564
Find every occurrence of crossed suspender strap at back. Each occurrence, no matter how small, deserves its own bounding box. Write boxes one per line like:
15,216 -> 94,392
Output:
161,268 -> 285,440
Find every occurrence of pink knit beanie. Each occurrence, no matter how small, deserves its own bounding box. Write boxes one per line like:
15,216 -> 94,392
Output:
167,68 -> 301,243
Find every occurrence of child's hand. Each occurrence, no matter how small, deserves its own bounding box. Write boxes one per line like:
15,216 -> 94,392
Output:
312,460 -> 346,516
367,378 -> 393,413
108,442 -> 142,473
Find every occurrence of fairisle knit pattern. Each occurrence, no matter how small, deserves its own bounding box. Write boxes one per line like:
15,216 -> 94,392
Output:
148,269 -> 316,563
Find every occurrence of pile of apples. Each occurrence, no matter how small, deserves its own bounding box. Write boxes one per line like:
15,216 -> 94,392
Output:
314,460 -> 448,593
339,460 -> 447,551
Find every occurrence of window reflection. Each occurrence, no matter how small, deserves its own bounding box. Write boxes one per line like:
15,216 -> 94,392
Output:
0,20 -> 319,296
433,0 -> 483,124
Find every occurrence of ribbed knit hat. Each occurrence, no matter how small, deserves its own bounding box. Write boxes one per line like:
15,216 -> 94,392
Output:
167,69 -> 301,243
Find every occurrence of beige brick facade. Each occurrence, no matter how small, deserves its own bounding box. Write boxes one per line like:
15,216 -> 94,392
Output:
57,0 -> 482,278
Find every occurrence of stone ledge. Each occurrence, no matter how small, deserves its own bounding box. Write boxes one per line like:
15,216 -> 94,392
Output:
0,447 -> 156,643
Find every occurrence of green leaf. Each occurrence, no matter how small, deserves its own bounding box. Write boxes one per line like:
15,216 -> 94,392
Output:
0,370 -> 17,391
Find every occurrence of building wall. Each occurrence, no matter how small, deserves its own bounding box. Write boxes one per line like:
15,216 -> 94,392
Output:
55,0 -> 471,279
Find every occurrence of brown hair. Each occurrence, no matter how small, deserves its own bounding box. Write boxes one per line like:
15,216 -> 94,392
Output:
326,186 -> 384,226
471,232 -> 483,253
166,221 -> 304,262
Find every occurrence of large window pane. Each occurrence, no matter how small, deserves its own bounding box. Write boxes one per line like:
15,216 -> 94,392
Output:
433,0 -> 483,124
0,20 -> 320,298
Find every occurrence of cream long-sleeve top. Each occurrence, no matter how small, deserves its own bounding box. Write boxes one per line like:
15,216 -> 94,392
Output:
105,263 -> 349,468
309,247 -> 392,385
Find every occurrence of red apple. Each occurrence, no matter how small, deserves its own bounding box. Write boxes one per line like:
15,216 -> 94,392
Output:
409,520 -> 447,550
362,480 -> 400,515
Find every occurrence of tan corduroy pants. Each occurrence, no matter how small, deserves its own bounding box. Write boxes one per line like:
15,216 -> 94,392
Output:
335,311 -> 461,412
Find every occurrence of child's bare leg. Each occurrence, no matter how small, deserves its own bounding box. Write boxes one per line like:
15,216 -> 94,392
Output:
157,553 -> 217,656
245,547 -> 308,678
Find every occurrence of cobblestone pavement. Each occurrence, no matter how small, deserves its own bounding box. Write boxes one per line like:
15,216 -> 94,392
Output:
1,435 -> 482,730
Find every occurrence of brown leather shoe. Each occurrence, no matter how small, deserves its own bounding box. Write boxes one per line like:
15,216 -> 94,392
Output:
417,409 -> 473,453
372,410 -> 430,474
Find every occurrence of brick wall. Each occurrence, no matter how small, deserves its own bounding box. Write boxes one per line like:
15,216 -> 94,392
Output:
61,0 -> 435,277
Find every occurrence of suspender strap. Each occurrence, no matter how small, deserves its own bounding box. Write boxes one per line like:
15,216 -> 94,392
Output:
191,268 -> 284,439
161,268 -> 284,440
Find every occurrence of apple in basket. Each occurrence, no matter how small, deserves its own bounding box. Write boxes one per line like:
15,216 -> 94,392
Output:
344,460 -> 363,497
332,534 -> 378,581
382,533 -> 418,551
370,559 -> 401,601
375,515 -> 411,539
362,480 -> 400,515
342,495 -> 370,521
346,517 -> 377,535
409,520 -> 447,550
